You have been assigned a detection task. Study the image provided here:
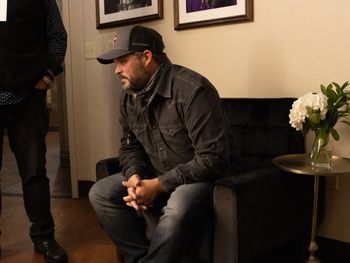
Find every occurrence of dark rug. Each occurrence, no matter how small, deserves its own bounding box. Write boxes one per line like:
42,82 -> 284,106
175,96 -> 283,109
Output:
0,131 -> 72,198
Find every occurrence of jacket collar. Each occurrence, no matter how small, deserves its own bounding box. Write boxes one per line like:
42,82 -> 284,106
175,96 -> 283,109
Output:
153,59 -> 173,99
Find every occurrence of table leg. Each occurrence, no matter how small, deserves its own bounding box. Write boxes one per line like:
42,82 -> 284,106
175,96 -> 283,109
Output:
306,175 -> 320,263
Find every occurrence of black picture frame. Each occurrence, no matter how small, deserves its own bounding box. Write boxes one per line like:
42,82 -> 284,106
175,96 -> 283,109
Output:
96,0 -> 163,29
174,0 -> 253,30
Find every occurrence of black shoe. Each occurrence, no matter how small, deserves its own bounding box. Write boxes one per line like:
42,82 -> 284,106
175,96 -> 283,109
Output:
34,238 -> 68,263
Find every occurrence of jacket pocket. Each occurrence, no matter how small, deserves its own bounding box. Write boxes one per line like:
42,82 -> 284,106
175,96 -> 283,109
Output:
159,124 -> 192,150
132,124 -> 148,145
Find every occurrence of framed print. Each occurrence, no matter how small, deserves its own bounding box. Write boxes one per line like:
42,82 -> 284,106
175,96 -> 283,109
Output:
174,0 -> 253,30
96,0 -> 163,29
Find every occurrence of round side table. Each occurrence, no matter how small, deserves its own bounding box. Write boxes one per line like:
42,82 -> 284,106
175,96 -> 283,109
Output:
272,154 -> 350,263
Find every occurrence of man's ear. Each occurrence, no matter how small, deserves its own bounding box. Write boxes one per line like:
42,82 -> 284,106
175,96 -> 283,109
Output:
142,50 -> 153,66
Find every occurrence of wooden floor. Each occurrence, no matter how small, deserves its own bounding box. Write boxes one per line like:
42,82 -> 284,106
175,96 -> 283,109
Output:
0,196 -> 118,263
1,130 -> 119,262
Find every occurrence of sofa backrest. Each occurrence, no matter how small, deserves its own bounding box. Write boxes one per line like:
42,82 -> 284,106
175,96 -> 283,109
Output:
221,98 -> 305,170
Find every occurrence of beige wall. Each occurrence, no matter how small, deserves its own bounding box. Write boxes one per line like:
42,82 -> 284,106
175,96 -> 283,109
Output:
63,0 -> 350,242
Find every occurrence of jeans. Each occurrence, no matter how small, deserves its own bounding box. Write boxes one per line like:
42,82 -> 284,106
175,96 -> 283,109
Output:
89,173 -> 212,263
0,89 -> 54,241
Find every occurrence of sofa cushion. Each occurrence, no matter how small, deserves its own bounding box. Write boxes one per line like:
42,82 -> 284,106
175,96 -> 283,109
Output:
221,98 -> 304,171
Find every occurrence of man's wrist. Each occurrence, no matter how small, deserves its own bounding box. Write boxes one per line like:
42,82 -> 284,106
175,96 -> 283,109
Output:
45,69 -> 54,80
154,178 -> 165,193
41,69 -> 55,88
41,75 -> 53,87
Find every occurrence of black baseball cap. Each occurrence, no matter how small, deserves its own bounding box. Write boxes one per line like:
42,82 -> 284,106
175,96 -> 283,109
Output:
97,25 -> 165,64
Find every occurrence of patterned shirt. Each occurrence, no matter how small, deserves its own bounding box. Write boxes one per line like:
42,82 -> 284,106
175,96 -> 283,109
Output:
0,0 -> 67,105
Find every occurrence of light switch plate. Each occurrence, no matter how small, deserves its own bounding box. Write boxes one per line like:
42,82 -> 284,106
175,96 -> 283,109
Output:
85,42 -> 96,60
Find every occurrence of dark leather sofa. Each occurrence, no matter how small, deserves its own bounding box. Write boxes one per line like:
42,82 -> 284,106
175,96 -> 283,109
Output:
95,98 -> 323,263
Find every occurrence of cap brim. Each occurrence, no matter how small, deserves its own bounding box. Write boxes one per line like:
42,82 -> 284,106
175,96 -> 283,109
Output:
96,49 -> 133,64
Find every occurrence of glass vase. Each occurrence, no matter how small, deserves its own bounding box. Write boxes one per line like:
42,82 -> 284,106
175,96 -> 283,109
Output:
310,131 -> 332,169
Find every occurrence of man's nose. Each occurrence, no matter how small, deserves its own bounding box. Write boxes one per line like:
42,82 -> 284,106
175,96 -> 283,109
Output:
115,65 -> 121,74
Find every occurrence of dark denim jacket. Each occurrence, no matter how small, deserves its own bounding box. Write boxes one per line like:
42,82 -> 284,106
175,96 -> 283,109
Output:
119,60 -> 230,192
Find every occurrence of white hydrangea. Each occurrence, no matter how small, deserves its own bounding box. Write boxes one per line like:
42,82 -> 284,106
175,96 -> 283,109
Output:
289,99 -> 308,131
289,92 -> 328,131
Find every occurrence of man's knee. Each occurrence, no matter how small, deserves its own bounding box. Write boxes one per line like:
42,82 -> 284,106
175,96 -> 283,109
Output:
88,182 -> 100,205
89,173 -> 126,207
160,182 -> 212,225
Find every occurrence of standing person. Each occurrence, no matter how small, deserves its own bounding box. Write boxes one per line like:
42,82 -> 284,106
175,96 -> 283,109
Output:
89,25 -> 231,262
0,0 -> 68,262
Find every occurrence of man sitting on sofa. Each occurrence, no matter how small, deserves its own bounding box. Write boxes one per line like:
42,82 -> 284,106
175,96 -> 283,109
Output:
89,25 -> 232,263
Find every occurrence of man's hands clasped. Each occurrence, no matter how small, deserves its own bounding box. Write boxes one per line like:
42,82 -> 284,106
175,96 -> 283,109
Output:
122,174 -> 164,211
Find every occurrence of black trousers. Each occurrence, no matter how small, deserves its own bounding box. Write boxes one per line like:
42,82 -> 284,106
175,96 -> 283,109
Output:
0,89 -> 54,241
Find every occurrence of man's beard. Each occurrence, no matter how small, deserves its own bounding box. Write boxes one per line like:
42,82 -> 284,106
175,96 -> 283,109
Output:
121,70 -> 152,93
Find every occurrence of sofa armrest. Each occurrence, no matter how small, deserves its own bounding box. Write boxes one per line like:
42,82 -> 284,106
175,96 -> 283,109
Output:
213,166 -> 313,263
96,157 -> 121,181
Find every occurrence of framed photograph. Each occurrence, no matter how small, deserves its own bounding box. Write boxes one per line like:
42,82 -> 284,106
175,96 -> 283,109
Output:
96,0 -> 163,29
174,0 -> 253,30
